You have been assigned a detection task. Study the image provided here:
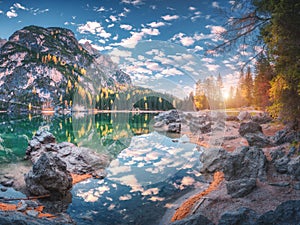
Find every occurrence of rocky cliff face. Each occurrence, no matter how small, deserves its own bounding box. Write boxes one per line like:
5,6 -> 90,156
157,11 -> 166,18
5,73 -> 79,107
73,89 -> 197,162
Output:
0,26 -> 131,110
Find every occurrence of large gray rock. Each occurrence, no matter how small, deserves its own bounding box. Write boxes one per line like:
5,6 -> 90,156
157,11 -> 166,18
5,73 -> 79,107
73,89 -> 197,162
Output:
26,131 -> 110,175
243,132 -> 271,148
200,148 -> 228,173
287,156 -> 300,180
238,122 -> 270,147
25,152 -> 72,197
223,146 -> 267,181
0,211 -> 73,225
251,112 -> 272,124
272,129 -> 300,145
238,121 -> 263,136
274,156 -> 290,173
226,178 -> 256,198
256,200 -> 300,225
218,207 -> 258,225
170,213 -> 215,225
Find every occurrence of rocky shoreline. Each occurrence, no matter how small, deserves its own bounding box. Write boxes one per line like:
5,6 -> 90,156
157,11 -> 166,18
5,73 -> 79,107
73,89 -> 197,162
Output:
0,110 -> 299,224
162,110 -> 300,225
0,130 -> 111,224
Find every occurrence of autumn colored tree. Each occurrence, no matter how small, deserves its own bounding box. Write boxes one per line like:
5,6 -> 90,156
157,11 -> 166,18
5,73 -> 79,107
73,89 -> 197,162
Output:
253,54 -> 274,109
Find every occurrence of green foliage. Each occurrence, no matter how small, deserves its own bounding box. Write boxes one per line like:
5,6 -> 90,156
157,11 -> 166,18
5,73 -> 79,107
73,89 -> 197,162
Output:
257,0 -> 300,122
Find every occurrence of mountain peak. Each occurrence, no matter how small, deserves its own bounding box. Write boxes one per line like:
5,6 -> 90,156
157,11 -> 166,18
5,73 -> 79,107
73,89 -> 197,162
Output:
0,25 -> 131,111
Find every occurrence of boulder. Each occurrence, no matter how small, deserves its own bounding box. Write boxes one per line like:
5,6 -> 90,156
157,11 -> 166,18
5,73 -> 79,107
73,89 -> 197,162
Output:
226,178 -> 256,198
256,200 -> 300,225
200,148 -> 228,173
170,213 -> 215,225
154,109 -> 180,124
251,112 -> 272,124
237,111 -> 251,121
274,156 -> 290,173
238,122 -> 271,147
223,146 -> 267,181
218,207 -> 258,225
287,156 -> 300,180
243,132 -> 271,148
25,152 -> 72,197
273,129 -> 300,145
238,122 -> 262,136
26,131 -> 110,175
270,147 -> 285,162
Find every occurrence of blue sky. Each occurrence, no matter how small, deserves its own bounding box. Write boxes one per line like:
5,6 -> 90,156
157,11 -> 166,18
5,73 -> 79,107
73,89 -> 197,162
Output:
0,0 -> 259,98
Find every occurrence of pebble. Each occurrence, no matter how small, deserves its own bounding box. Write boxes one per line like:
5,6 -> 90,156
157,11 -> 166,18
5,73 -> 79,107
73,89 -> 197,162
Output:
26,210 -> 39,217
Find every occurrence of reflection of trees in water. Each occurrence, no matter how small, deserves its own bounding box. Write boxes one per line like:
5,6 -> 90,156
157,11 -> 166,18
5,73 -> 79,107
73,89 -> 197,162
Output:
0,112 -> 157,163
71,113 -> 157,159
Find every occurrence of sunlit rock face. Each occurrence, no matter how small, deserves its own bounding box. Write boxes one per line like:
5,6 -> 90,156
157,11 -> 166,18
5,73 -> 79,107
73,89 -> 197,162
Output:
0,25 -> 131,111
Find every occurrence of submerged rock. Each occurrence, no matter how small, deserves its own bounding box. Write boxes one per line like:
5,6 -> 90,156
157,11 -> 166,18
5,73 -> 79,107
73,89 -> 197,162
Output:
25,152 -> 72,197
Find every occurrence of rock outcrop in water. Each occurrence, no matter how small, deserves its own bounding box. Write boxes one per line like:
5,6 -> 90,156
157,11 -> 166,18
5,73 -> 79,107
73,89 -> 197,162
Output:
25,152 -> 72,197
25,130 -> 110,175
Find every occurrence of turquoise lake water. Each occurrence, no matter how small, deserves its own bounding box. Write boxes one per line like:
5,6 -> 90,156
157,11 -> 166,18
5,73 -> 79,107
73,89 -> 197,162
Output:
0,113 -> 205,225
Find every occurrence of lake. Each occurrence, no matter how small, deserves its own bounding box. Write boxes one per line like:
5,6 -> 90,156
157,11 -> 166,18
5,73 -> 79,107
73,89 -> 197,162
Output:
0,112 -> 206,225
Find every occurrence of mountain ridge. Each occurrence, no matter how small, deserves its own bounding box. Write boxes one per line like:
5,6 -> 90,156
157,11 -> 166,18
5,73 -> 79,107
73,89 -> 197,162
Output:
0,25 -> 131,111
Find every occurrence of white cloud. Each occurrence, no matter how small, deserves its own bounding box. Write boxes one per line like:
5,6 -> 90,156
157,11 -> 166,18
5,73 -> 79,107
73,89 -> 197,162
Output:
0,10 -> 3,14
161,14 -> 179,21
13,3 -> 27,10
6,10 -> 17,18
141,28 -> 160,36
201,58 -> 214,63
109,15 -> 118,22
212,2 -> 220,8
78,21 -> 111,38
117,28 -> 160,48
189,6 -> 196,11
171,33 -> 195,47
161,68 -> 183,76
180,36 -> 195,46
206,25 -> 226,34
112,34 -> 119,41
121,0 -> 144,5
108,24 -> 115,28
192,45 -> 204,52
120,24 -> 133,30
78,38 -> 92,44
205,64 -> 220,71
109,49 -> 133,64
147,21 -> 165,28
96,6 -> 106,12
